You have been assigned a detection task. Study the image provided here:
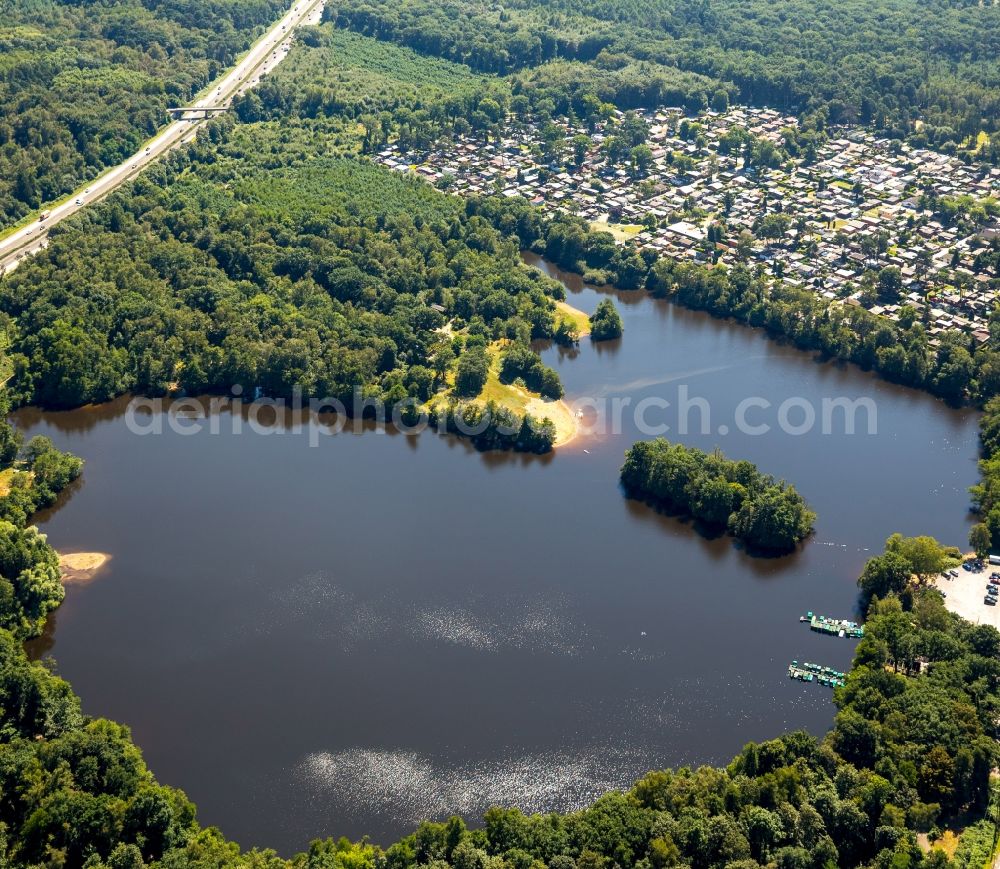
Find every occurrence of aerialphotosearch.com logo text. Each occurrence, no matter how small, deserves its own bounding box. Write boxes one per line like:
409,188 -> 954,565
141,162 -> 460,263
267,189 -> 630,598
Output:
124,385 -> 878,445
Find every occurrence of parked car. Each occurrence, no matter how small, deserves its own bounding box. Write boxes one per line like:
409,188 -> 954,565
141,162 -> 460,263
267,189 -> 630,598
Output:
987,596 -> 998,606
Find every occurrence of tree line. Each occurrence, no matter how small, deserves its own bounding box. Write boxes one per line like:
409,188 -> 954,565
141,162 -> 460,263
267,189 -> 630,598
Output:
0,395 -> 82,638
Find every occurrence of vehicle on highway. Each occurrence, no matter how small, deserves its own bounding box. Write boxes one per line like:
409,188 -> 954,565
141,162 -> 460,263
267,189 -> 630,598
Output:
39,211 -> 49,221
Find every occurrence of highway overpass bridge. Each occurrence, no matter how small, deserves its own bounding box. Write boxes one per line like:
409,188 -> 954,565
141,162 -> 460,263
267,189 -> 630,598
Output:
167,106 -> 230,121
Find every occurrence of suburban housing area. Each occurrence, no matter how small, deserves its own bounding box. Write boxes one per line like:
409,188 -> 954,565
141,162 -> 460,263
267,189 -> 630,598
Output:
377,104 -> 1000,343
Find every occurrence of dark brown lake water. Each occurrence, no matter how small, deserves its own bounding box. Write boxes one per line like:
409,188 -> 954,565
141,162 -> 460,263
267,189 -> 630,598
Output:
18,258 -> 981,854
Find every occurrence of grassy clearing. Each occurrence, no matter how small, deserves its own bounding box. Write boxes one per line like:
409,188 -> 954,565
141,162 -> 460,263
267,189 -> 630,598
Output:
231,155 -> 463,221
555,300 -> 591,337
0,467 -> 17,497
478,341 -> 538,416
433,340 -> 578,446
591,219 -> 643,242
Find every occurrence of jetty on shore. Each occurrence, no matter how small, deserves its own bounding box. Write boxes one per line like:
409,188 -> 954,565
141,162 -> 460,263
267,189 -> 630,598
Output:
799,611 -> 864,638
788,660 -> 846,688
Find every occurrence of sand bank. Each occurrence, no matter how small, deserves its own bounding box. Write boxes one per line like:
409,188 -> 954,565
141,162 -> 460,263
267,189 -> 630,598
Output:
525,396 -> 578,447
60,552 -> 111,584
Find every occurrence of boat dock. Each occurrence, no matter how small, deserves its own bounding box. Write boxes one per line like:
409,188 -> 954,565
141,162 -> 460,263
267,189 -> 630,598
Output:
788,660 -> 846,688
799,612 -> 864,638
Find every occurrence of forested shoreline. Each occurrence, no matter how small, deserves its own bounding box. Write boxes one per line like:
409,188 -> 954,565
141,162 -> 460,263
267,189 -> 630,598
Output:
0,120 -> 579,452
471,197 -> 1000,409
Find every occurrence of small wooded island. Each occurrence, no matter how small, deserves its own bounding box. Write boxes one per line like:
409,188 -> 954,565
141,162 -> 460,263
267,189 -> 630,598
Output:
588,299 -> 623,341
621,439 -> 816,552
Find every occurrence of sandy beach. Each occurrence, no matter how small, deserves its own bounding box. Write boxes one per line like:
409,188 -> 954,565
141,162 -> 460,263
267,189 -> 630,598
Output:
525,396 -> 579,447
59,552 -> 111,584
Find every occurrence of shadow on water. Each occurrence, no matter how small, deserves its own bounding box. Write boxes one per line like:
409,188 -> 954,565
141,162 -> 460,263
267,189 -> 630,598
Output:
31,475 -> 85,524
16,397 -> 558,469
621,496 -> 807,574
590,336 -> 623,358
15,395 -> 136,435
24,608 -> 57,662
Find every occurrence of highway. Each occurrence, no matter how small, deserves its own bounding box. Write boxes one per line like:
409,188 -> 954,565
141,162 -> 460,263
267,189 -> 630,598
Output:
0,0 -> 325,274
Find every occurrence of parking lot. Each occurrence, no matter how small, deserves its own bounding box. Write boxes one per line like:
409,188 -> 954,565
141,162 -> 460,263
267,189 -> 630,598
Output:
935,560 -> 1000,629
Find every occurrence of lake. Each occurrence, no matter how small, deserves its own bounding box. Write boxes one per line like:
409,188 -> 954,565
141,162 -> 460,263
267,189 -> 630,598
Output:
18,259 -> 981,854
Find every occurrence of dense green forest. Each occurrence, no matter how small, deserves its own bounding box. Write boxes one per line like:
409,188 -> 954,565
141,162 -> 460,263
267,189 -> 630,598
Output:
0,119 -> 571,450
969,400 -> 1000,546
232,24 -> 512,151
620,439 -> 816,551
328,0 -> 1000,161
0,0 -> 288,228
